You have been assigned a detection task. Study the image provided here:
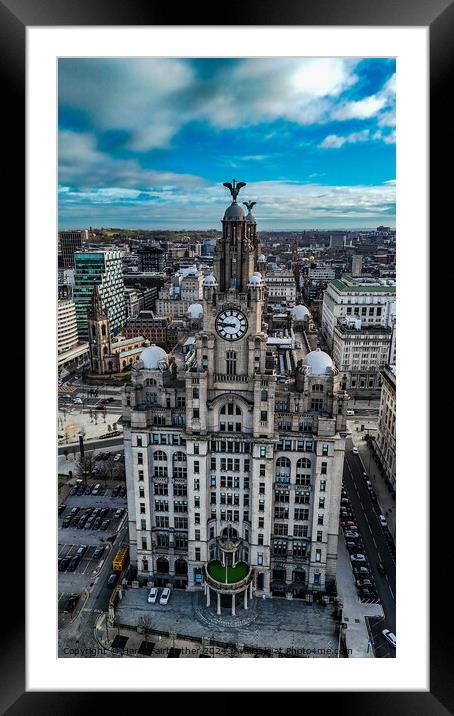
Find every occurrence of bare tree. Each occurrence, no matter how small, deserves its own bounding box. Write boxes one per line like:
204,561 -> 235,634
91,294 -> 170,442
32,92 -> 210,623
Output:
138,615 -> 153,642
75,450 -> 96,485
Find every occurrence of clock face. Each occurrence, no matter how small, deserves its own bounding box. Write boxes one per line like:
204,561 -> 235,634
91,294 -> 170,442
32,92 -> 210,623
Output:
215,309 -> 248,341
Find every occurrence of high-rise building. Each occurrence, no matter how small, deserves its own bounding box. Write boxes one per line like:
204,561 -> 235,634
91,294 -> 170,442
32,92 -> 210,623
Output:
321,275 -> 396,350
137,245 -> 165,273
351,255 -> 363,277
58,230 -> 89,268
73,250 -> 126,339
375,365 -> 396,490
122,182 -> 347,614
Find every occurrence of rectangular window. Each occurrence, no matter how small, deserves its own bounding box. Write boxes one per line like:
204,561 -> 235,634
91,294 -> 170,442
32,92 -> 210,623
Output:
195,529 -> 200,541
322,444 -> 329,456
319,497 -> 325,509
137,452 -> 143,465
211,458 -> 216,471
194,444 -> 199,455
258,517 -> 264,529
317,531 -> 323,542
195,513 -> 200,525
194,497 -> 200,508
258,534 -> 264,545
315,549 -> 321,563
194,479 -> 200,491
320,480 -> 326,492
139,487 -> 145,498
257,553 -> 263,566
195,548 -> 201,561
259,482 -> 265,495
138,470 -> 144,481
193,408 -> 199,419
141,538 -> 147,550
260,447 -> 266,458
194,461 -> 200,474
141,519 -> 146,530
321,462 -> 327,475
137,436 -> 143,447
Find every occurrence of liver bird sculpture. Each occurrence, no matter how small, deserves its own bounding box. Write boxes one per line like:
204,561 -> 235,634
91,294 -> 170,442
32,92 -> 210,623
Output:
243,201 -> 256,212
223,179 -> 246,202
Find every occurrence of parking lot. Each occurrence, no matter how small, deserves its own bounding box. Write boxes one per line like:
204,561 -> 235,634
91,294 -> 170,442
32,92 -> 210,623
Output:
58,484 -> 127,597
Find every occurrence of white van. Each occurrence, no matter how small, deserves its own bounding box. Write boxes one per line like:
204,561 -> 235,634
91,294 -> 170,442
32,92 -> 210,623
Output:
347,409 -> 355,416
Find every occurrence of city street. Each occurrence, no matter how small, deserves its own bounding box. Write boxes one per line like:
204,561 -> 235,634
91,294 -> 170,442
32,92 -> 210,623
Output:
342,444 -> 396,656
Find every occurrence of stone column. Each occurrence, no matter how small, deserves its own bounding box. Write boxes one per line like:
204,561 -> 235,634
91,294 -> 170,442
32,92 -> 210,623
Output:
217,592 -> 221,615
249,580 -> 253,598
244,589 -> 248,610
222,551 -> 225,567
206,586 -> 210,607
232,593 -> 236,616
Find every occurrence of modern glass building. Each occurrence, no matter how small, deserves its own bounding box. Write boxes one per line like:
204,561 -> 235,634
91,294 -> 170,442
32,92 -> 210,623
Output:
73,250 -> 126,339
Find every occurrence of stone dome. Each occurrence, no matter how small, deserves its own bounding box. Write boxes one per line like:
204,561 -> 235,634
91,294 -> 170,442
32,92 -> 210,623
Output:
303,349 -> 333,376
246,212 -> 256,224
258,254 -> 266,262
187,303 -> 204,319
140,345 -> 168,370
292,305 -> 311,321
248,274 -> 262,286
224,203 -> 245,220
203,274 -> 217,286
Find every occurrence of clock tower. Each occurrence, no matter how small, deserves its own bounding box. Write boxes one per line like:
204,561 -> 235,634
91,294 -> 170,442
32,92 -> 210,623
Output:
200,180 -> 267,378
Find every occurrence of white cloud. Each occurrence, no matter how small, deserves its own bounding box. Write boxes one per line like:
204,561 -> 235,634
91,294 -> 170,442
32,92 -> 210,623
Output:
319,129 -> 370,149
58,129 -> 206,192
331,72 -> 395,125
59,58 -> 363,151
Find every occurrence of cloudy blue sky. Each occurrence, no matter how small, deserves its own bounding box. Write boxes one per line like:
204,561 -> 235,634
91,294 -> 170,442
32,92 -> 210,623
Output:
58,58 -> 396,230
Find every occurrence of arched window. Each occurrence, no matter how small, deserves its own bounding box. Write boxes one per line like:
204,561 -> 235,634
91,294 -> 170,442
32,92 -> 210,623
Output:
275,456 -> 291,482
103,346 -> 108,355
173,451 -> 187,463
153,450 -> 167,461
145,392 -> 157,404
108,361 -> 113,372
312,384 -> 324,392
297,458 -> 312,470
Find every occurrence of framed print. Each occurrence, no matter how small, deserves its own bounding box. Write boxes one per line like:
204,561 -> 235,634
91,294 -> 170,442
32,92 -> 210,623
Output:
1,0 -> 446,708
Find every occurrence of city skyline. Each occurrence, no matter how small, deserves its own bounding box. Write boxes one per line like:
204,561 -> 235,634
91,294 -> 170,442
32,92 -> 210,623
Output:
58,57 -> 396,230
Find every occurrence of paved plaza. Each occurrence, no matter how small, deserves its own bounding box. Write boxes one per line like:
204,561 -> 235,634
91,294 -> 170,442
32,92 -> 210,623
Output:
114,587 -> 345,657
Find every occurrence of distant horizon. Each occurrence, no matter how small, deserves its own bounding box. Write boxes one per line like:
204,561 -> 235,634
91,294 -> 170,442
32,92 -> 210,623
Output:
58,220 -> 395,233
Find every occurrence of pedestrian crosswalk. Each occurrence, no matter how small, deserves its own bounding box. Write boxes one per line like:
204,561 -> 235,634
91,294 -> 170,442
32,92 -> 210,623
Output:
59,385 -> 78,394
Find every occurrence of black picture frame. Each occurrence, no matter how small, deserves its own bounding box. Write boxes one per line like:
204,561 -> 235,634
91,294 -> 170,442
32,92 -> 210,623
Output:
2,0 -> 444,709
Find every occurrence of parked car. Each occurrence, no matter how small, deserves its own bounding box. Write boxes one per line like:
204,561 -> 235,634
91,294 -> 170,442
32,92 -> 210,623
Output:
114,508 -> 124,520
93,547 -> 105,560
356,579 -> 374,588
376,561 -> 386,575
59,556 -> 70,572
359,588 -> 376,599
382,629 -> 396,648
369,489 -> 378,503
345,531 -> 360,539
69,486 -> 78,496
67,556 -> 80,572
365,480 -> 373,489
160,587 -> 171,605
353,566 -> 370,576
346,409 -> 355,416
73,397 -> 83,405
112,486 -> 120,497
346,541 -> 360,552
62,516 -> 71,528
85,517 -> 94,530
350,554 -> 367,563
70,506 -> 80,516
92,484 -> 101,496
76,545 -> 88,557
379,515 -> 388,527
100,520 -> 110,531
64,593 -> 80,613
100,507 -> 110,519
77,485 -> 85,496
107,573 -> 118,588
352,447 -> 359,455
93,517 -> 102,530
84,485 -> 93,495
114,453 -> 122,462
58,504 -> 67,516
119,486 -> 126,497
148,587 -> 159,604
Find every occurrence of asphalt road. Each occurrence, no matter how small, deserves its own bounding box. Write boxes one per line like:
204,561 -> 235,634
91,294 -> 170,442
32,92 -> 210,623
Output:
342,445 -> 396,650
58,437 -> 123,456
